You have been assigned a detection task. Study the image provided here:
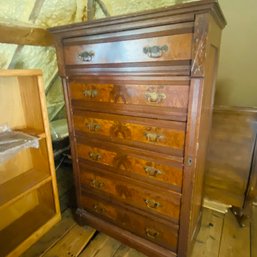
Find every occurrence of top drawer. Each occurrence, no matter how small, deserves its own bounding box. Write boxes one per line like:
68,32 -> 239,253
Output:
63,33 -> 192,66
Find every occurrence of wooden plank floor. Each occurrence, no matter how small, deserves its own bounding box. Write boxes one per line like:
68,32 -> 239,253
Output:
22,207 -> 256,257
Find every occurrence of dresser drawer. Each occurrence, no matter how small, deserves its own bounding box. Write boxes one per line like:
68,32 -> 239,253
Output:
77,142 -> 183,191
64,33 -> 192,66
80,192 -> 178,251
74,111 -> 185,155
79,166 -> 181,222
70,81 -> 189,109
70,80 -> 189,121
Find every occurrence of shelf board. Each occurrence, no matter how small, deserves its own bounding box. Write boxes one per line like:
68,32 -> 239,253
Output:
17,128 -> 46,139
0,169 -> 51,209
0,204 -> 56,257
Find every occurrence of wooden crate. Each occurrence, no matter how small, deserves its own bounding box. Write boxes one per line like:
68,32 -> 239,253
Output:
0,70 -> 61,257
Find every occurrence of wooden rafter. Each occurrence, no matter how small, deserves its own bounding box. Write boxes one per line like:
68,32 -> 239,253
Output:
95,0 -> 110,17
0,23 -> 53,46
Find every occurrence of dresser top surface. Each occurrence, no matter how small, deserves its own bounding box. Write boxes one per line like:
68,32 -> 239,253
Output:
49,0 -> 226,37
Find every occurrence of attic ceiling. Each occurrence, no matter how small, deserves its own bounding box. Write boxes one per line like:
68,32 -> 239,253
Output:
0,0 -> 194,122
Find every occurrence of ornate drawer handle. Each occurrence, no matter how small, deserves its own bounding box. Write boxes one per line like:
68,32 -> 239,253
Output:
90,179 -> 104,189
78,50 -> 95,62
93,203 -> 105,214
87,122 -> 101,132
83,89 -> 98,98
143,45 -> 168,58
144,166 -> 162,177
89,152 -> 102,161
144,131 -> 163,143
144,199 -> 160,209
145,228 -> 160,239
145,91 -> 166,103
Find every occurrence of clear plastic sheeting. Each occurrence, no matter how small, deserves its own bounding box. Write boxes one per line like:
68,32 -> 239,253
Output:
0,124 -> 39,163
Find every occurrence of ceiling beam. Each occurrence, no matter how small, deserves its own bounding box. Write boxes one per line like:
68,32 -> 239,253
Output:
87,0 -> 96,21
95,0 -> 110,17
0,23 -> 53,46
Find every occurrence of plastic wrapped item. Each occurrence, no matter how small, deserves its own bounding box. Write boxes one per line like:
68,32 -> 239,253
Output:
0,124 -> 39,163
50,119 -> 68,141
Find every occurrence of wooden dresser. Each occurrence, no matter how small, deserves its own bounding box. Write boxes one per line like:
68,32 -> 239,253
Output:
49,1 -> 226,256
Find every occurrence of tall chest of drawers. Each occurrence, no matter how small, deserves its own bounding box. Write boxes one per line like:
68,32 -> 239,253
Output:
49,1 -> 226,256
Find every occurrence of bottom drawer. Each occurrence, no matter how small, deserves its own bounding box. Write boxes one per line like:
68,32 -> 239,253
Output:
80,191 -> 178,252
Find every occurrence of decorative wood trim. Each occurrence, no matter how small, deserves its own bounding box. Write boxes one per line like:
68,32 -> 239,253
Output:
191,14 -> 209,77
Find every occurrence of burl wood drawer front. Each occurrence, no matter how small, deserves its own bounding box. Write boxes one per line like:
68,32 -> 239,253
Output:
79,166 -> 181,222
70,80 -> 189,121
64,33 -> 192,66
73,111 -> 185,155
76,143 -> 183,190
80,192 -> 178,252
70,81 -> 189,116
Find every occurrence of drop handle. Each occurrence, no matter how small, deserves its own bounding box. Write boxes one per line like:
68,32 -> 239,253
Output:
144,166 -> 162,177
86,121 -> 101,132
88,152 -> 102,161
83,89 -> 98,98
144,131 -> 163,143
78,50 -> 95,62
90,179 -> 104,189
145,228 -> 160,239
144,91 -> 166,103
144,199 -> 160,209
143,45 -> 168,58
93,203 -> 105,214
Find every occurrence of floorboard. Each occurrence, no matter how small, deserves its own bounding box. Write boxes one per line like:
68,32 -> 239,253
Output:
191,208 -> 224,257
42,224 -> 96,257
79,233 -> 122,257
219,209 -> 250,257
22,207 -> 252,257
21,209 -> 75,257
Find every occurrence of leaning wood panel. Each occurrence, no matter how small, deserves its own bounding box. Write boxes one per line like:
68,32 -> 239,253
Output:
204,107 -> 257,207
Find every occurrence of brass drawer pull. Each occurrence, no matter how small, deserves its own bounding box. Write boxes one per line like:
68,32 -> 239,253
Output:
90,179 -> 104,189
143,45 -> 168,58
93,203 -> 105,214
144,131 -> 163,143
144,166 -> 162,177
144,199 -> 160,209
83,89 -> 98,98
87,121 -> 101,132
78,50 -> 95,62
88,152 -> 102,161
145,90 -> 166,103
145,228 -> 160,239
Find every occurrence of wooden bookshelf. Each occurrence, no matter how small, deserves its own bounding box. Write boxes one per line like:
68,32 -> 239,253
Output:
0,70 -> 61,257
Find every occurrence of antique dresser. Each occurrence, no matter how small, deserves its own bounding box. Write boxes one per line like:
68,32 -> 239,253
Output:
49,1 -> 226,256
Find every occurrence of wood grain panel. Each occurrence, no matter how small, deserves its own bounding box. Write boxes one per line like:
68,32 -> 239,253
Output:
64,34 -> 192,66
80,193 -> 178,251
204,107 -> 257,207
73,111 -> 185,152
76,143 -> 183,190
70,81 -> 189,109
79,165 -> 181,222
